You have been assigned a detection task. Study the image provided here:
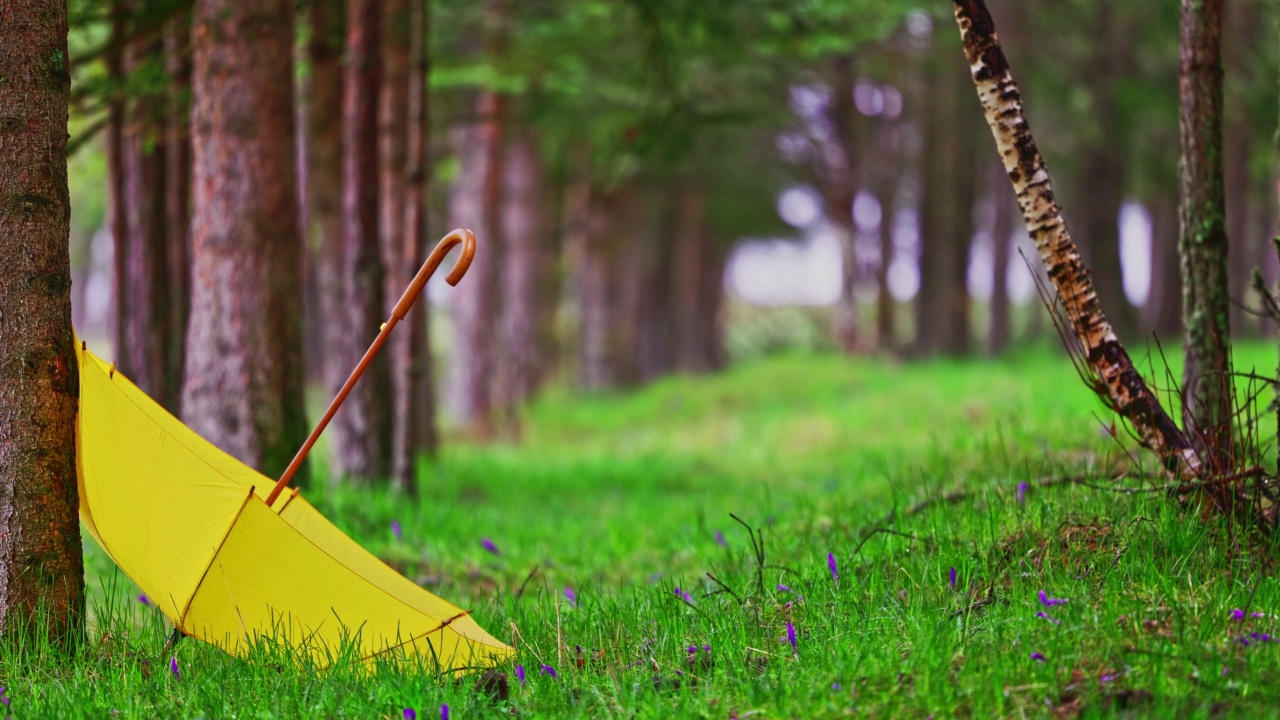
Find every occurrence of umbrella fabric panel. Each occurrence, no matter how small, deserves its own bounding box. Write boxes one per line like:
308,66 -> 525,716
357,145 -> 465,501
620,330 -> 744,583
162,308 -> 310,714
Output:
78,348 -> 250,620
279,497 -> 510,649
184,497 -> 509,669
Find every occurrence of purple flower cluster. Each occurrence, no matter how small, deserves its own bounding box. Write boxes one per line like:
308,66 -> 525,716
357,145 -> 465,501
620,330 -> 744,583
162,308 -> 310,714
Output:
391,520 -> 402,542
481,537 -> 500,556
564,587 -> 578,607
516,664 -> 526,687
828,553 -> 839,586
687,644 -> 711,655
1035,590 -> 1069,624
540,664 -> 557,678
170,656 -> 180,680
403,710 -> 416,720
1017,482 -> 1028,506
714,531 -> 727,547
949,567 -> 957,591
786,621 -> 798,656
1030,652 -> 1046,662
674,587 -> 694,603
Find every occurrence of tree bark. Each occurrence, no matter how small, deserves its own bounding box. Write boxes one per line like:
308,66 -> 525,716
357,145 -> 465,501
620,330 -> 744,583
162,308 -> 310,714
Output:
107,0 -> 127,361
164,6 -> 192,414
500,130 -> 555,407
1143,192 -> 1183,339
1071,3 -> 1133,340
672,186 -> 726,373
870,121 -> 902,352
184,0 -> 309,480
575,185 -> 628,390
447,90 -> 506,432
826,54 -> 860,354
332,0 -> 391,481
391,0 -> 433,492
0,0 -> 85,641
305,0 -> 345,447
952,0 -> 1201,476
379,0 -> 408,312
1178,0 -> 1233,458
987,157 -> 1015,356
915,47 -> 976,357
119,28 -> 172,409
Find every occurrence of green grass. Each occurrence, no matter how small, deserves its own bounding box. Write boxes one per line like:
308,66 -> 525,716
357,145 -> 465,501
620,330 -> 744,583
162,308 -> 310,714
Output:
5,341 -> 1280,717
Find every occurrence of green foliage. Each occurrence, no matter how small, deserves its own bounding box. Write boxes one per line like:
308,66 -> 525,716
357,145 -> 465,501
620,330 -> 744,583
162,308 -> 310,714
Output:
8,344 -> 1280,716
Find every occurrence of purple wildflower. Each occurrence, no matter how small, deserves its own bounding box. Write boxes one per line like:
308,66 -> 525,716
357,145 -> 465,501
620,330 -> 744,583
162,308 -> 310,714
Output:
138,594 -> 151,606
1038,590 -> 1068,608
786,621 -> 797,654
540,664 -> 557,678
1100,673 -> 1119,684
1017,481 -> 1028,506
674,587 -> 694,603
170,656 -> 180,680
715,531 -> 727,547
1222,666 -> 1229,676
516,664 -> 526,687
1035,611 -> 1061,625
391,520 -> 402,542
1030,652 -> 1046,662
0,686 -> 7,706
828,553 -> 839,585
403,710 -> 417,720
565,587 -> 577,607
441,704 -> 449,720
832,682 -> 842,691
481,537 -> 499,555
688,645 -> 699,654
776,583 -> 791,593
1231,608 -> 1245,621
949,567 -> 957,591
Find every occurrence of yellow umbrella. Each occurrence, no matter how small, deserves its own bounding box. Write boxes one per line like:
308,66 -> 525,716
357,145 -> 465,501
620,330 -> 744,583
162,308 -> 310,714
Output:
77,230 -> 513,670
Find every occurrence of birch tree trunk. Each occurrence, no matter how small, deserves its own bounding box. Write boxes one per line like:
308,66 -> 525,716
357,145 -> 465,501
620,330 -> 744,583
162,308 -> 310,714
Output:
1178,0 -> 1233,459
0,0 -> 84,642
951,0 -> 1200,476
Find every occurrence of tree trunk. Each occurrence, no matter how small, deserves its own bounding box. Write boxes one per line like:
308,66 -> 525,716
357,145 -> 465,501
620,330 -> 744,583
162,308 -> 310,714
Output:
635,188 -> 677,383
0,0 -> 85,642
379,0 -> 408,312
164,6 -> 192,414
952,0 -> 1201,477
871,122 -> 902,352
107,0 -> 127,361
305,0 -> 345,452
184,0 -> 309,480
1178,0 -> 1233,459
826,54 -> 860,354
332,0 -> 391,481
575,186 -> 628,390
1071,3 -> 1133,340
447,91 -> 506,432
119,29 -> 173,409
915,48 -> 975,357
987,157 -> 1015,356
391,0 -> 433,492
500,130 -> 555,407
672,185 -> 725,373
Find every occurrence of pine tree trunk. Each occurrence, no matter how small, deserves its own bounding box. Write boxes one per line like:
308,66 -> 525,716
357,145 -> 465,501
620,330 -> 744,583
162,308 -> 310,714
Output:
635,189 -> 677,383
826,54 -> 860,354
1178,0 -> 1233,458
871,122 -> 901,352
0,0 -> 85,641
987,158 -> 1014,356
952,0 -> 1201,476
119,30 -> 173,408
332,0 -> 391,481
501,130 -> 554,405
915,47 -> 975,357
1144,191 -> 1183,339
672,186 -> 726,373
305,0 -> 345,455
164,7 -> 192,415
107,0 -> 128,360
184,0 -> 309,480
391,0 -> 434,491
447,91 -> 505,432
1071,3 -> 1133,340
575,185 -> 627,390
379,0 -> 408,311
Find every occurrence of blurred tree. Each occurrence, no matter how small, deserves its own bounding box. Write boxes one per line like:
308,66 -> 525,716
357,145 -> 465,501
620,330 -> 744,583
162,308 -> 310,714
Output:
390,0 -> 437,491
1178,0 -> 1233,457
332,0 -> 393,481
183,0 -> 309,480
0,0 -> 84,643
163,3 -> 192,410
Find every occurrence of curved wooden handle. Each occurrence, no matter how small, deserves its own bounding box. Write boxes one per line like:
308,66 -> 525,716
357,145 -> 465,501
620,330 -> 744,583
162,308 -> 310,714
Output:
265,229 -> 478,507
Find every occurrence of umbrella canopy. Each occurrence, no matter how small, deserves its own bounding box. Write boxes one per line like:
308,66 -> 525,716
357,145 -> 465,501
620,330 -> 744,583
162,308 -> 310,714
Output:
76,342 -> 513,670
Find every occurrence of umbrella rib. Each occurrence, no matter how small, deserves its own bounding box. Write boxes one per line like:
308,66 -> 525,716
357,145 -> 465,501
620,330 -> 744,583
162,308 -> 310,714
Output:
176,487 -> 259,631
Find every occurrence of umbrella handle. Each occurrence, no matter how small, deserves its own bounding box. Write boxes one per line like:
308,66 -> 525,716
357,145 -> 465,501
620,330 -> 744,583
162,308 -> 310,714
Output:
265,228 -> 477,507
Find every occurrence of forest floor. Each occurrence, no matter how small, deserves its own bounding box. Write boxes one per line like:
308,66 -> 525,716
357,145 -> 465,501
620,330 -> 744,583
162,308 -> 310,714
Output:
6,341 -> 1280,718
